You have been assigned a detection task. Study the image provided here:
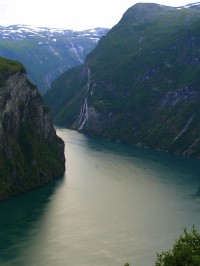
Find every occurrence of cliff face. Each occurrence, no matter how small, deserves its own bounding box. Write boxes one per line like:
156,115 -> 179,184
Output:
0,58 -> 65,200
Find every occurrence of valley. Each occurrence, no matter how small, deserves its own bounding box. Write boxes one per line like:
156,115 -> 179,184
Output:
1,2 -> 200,265
0,25 -> 108,93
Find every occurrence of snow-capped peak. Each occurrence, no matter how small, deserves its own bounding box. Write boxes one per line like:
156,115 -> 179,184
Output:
177,2 -> 200,9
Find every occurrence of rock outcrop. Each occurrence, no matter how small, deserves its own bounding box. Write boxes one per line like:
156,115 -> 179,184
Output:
0,57 -> 65,200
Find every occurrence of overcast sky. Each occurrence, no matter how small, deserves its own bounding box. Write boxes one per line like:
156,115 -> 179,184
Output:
0,0 -> 198,30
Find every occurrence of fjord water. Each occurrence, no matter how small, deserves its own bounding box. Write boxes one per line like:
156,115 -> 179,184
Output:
0,128 -> 200,266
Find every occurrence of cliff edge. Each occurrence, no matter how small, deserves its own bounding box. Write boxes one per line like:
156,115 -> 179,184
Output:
0,57 -> 65,200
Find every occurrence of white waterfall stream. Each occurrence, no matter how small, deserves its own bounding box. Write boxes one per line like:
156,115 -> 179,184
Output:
172,114 -> 195,144
77,66 -> 91,130
69,41 -> 83,64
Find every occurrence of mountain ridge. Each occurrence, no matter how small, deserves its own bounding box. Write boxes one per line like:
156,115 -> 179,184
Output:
0,25 -> 109,93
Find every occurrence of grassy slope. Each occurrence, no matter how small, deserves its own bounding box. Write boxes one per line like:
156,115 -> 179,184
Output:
44,4 -> 200,157
0,34 -> 101,94
0,57 -> 25,74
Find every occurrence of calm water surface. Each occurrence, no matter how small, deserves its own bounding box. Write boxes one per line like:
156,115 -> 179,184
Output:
0,128 -> 200,266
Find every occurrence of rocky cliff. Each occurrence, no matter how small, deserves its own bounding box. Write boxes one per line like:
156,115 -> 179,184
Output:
0,57 -> 65,200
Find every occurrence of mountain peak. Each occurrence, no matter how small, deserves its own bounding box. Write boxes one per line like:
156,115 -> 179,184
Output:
181,2 -> 200,10
124,3 -> 175,17
116,2 -> 200,29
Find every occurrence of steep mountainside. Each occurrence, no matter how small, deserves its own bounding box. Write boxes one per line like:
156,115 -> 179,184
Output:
0,25 -> 108,94
0,57 -> 65,200
44,3 -> 200,158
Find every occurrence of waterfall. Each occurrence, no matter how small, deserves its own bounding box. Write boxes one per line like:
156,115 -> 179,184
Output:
77,66 -> 91,130
69,41 -> 83,64
78,99 -> 88,130
172,114 -> 195,144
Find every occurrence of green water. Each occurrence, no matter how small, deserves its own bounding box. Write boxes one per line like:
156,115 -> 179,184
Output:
0,128 -> 200,266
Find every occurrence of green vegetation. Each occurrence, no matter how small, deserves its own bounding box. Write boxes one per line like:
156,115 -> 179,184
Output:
0,58 -> 65,199
44,66 -> 87,123
44,3 -> 200,158
0,125 -> 64,200
0,28 -> 108,93
0,57 -> 26,75
155,227 -> 200,266
124,227 -> 200,266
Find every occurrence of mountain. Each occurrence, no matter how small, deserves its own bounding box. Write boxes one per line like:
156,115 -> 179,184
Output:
0,57 -> 65,200
44,2 -> 200,158
0,25 -> 108,94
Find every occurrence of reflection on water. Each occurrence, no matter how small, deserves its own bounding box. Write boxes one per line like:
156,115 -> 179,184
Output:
0,177 -> 64,265
0,128 -> 200,266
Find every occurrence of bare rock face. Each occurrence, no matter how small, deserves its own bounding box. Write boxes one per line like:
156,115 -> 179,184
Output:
0,59 -> 65,200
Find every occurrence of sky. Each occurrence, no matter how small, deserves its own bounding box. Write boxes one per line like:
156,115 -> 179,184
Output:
0,0 -> 199,30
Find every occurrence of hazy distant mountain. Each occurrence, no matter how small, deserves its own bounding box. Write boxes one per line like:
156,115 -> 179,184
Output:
44,2 -> 200,158
0,25 -> 109,94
